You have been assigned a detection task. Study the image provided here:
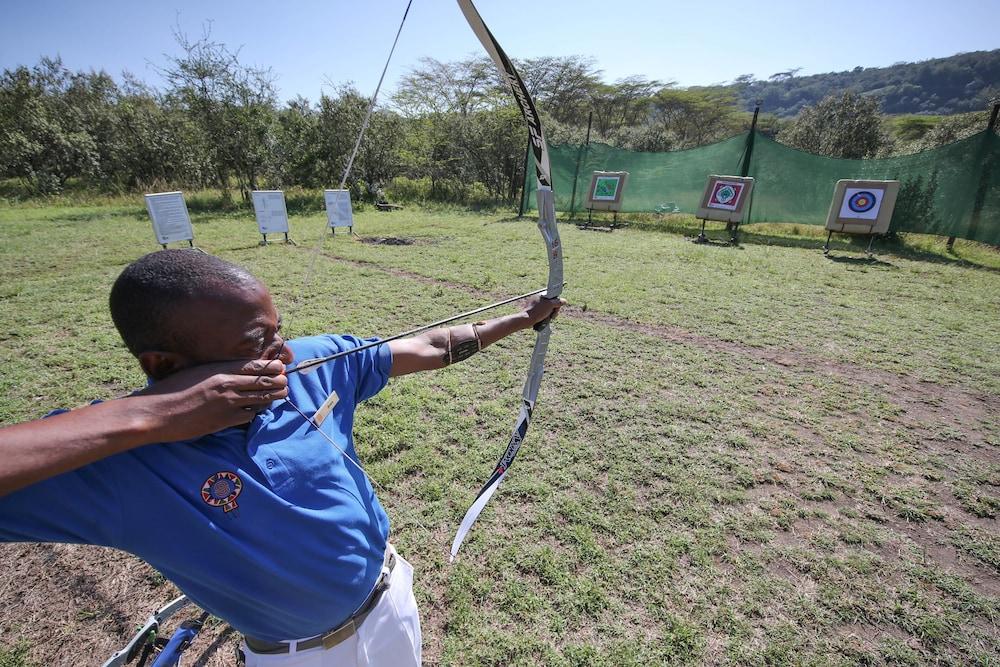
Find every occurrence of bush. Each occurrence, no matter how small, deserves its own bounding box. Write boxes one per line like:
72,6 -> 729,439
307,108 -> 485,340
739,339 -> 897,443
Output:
778,91 -> 893,158
385,176 -> 502,208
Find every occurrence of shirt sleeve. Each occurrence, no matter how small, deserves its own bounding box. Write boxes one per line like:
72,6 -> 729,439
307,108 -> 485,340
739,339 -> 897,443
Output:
0,456 -> 123,547
346,336 -> 393,403
291,334 -> 393,405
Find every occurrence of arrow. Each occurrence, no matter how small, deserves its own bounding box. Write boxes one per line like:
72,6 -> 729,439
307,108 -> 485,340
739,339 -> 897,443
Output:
286,284 -> 564,375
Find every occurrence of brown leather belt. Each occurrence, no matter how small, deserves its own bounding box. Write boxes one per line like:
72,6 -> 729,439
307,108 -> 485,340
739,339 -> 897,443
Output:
244,550 -> 396,655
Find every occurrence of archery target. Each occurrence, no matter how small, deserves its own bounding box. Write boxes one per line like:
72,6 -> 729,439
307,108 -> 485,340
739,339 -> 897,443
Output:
707,180 -> 745,211
838,187 -> 884,221
585,171 -> 630,211
696,175 -> 754,223
592,176 -> 621,201
825,179 -> 899,235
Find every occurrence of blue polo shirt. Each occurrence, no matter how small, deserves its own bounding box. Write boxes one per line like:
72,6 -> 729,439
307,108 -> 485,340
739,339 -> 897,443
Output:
0,335 -> 393,642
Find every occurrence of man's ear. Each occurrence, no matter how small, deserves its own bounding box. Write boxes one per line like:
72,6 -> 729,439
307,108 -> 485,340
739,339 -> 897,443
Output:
138,351 -> 189,381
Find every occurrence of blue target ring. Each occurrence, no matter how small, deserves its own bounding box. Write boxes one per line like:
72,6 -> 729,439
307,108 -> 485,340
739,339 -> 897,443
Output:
848,191 -> 877,213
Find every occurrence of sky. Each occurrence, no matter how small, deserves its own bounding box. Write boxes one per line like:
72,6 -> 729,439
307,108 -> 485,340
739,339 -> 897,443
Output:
1,0 -> 997,105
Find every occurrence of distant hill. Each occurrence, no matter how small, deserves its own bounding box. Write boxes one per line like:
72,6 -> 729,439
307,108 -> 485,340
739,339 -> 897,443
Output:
733,49 -> 1000,117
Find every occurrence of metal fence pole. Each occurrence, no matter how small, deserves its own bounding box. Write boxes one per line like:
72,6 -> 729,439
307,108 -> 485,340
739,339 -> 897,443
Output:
518,137 -> 531,218
740,104 -> 760,178
568,111 -> 593,221
731,103 -> 761,234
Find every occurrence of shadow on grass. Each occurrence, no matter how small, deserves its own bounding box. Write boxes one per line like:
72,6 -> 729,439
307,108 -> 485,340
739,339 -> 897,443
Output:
825,254 -> 897,269
190,625 -> 237,667
691,237 -> 745,249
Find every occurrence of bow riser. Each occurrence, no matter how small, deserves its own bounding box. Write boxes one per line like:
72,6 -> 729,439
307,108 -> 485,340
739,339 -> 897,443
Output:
537,188 -> 563,298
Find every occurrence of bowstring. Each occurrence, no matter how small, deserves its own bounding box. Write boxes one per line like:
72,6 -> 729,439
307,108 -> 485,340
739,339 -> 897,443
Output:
338,0 -> 413,191
267,0 -> 433,537
290,0 -> 413,323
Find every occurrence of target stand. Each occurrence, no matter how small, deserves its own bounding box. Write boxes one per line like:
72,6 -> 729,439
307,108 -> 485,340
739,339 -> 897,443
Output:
325,189 -> 358,237
259,232 -> 297,246
580,171 -> 629,232
144,192 -> 203,250
694,175 -> 754,244
823,180 -> 900,259
251,191 -> 296,246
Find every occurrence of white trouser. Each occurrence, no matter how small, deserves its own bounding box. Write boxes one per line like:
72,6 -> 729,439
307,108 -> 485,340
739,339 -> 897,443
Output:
240,549 -> 421,667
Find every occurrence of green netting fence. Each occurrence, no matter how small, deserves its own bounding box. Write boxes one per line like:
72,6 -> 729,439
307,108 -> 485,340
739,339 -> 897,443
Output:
523,129 -> 1000,245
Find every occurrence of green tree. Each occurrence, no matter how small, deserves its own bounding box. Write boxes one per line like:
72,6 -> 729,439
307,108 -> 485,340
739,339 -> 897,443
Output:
908,110 -> 994,151
647,87 -> 744,149
588,76 -> 660,137
393,56 -> 500,116
0,58 -> 101,193
393,57 -> 525,203
272,97 -> 321,187
109,75 -> 209,189
519,55 -> 601,127
158,26 -> 278,201
777,91 -> 893,158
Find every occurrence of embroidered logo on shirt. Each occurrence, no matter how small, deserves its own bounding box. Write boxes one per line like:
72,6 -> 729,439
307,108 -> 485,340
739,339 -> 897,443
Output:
201,471 -> 243,513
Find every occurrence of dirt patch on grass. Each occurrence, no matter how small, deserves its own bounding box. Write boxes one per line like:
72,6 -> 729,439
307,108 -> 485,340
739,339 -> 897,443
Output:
0,543 -> 238,666
358,236 -> 418,246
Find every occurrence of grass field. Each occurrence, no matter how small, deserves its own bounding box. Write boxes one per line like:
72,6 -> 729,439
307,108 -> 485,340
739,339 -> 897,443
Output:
0,201 -> 997,666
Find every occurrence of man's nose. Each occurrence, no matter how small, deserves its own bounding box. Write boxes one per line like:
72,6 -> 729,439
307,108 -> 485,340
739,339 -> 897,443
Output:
267,337 -> 294,364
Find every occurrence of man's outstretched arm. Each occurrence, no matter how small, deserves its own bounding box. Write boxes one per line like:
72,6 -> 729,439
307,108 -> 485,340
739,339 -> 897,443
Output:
0,359 -> 288,496
388,295 -> 564,376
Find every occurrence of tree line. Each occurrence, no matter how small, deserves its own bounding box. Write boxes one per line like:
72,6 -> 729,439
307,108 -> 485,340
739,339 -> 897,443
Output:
734,49 -> 1000,117
1,32 -> 994,205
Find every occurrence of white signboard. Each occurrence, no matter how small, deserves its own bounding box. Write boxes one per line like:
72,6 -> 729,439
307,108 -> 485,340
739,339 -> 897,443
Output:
145,192 -> 193,246
251,190 -> 290,234
324,189 -> 354,228
837,187 -> 884,221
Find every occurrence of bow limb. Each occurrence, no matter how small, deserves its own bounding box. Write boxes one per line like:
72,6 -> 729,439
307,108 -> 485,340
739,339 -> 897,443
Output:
451,0 -> 564,560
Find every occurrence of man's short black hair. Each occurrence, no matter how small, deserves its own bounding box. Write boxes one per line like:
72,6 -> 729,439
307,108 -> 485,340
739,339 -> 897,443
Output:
110,249 -> 259,356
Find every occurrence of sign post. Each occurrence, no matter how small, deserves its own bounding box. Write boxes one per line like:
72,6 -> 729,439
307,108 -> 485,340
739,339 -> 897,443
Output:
144,192 -> 195,249
251,190 -> 294,245
324,189 -> 355,236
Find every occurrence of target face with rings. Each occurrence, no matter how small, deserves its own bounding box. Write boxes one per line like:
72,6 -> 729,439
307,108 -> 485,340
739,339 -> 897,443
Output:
828,180 -> 898,231
848,191 -> 877,213
837,186 -> 885,221
708,180 -> 745,211
697,175 -> 754,222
